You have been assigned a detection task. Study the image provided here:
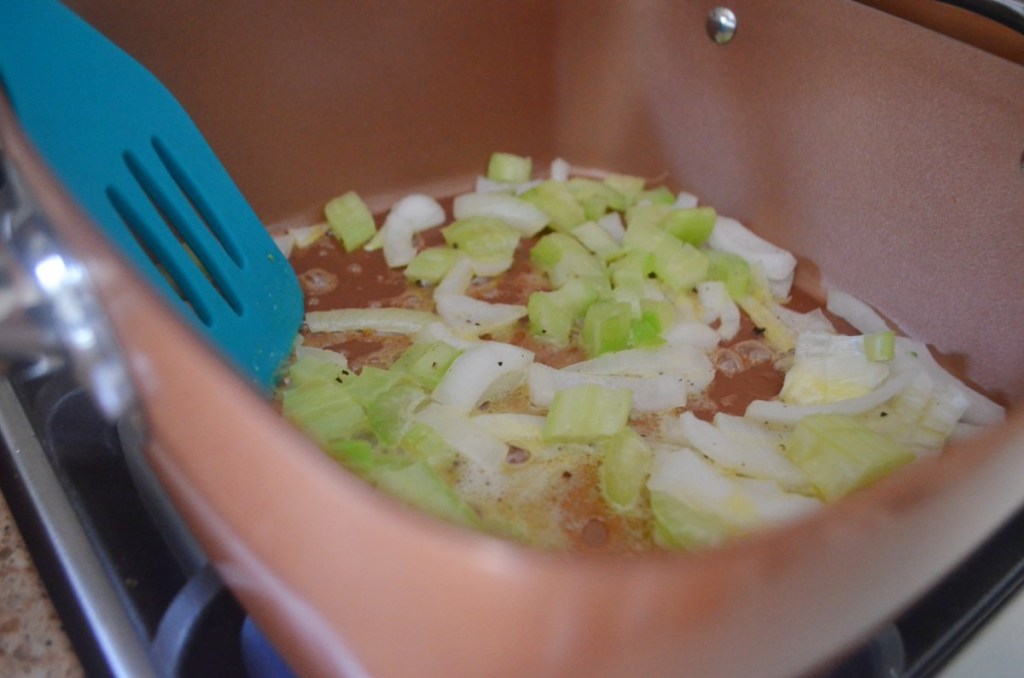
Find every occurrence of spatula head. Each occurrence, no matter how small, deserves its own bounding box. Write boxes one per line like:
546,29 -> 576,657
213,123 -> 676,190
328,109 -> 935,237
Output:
0,0 -> 303,390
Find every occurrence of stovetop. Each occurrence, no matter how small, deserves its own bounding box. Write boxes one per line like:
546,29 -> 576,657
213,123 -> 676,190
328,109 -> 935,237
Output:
1,365 -> 1023,677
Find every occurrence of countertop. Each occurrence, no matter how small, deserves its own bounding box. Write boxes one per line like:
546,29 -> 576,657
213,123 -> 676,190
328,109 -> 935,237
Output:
0,488 -> 82,677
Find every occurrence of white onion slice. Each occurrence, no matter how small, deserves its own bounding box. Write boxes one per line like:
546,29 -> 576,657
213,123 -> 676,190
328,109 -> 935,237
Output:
452,193 -> 550,237
745,370 -> 917,424
550,158 -> 571,182
414,403 -> 507,472
305,308 -> 436,334
528,363 -> 695,412
825,288 -> 890,334
381,194 -> 446,267
709,216 -> 797,297
597,212 -> 625,244
674,192 -> 699,209
273,232 -> 295,258
697,281 -> 740,341
663,321 -> 722,350
432,342 -> 534,413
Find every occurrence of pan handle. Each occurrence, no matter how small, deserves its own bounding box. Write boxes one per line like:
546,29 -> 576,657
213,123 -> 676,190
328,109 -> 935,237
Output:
937,0 -> 1024,35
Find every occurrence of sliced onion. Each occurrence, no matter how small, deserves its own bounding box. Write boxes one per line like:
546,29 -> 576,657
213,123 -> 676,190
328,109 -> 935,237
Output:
825,288 -> 890,334
414,403 -> 507,472
305,307 -> 437,334
432,342 -> 534,413
697,281 -> 740,340
674,192 -> 699,209
452,193 -> 549,237
528,363 -> 696,412
663,321 -> 721,350
550,158 -> 571,182
381,194 -> 446,267
745,370 -> 917,424
597,212 -> 626,245
273,232 -> 295,258
709,216 -> 797,296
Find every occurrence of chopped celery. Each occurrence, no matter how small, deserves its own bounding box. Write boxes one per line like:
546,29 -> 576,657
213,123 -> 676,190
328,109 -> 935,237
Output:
390,341 -> 462,390
527,280 -> 598,345
662,207 -> 717,247
344,367 -> 410,409
530,232 -> 607,288
864,330 -> 895,362
625,203 -> 673,232
609,251 -> 656,287
371,461 -> 480,528
706,250 -> 752,300
566,178 -> 628,219
603,173 -> 646,204
442,217 -> 520,270
736,296 -> 797,352
570,221 -> 622,261
629,311 -> 665,348
363,382 -> 429,446
638,185 -> 676,205
581,300 -> 634,356
542,384 -> 632,442
282,381 -> 366,446
622,223 -> 709,291
324,439 -> 376,473
650,491 -> 733,551
599,429 -> 653,512
405,247 -> 462,285
399,422 -> 459,467
783,414 -> 914,501
324,191 -> 377,252
520,180 -> 586,232
486,152 -> 532,183
286,349 -> 350,387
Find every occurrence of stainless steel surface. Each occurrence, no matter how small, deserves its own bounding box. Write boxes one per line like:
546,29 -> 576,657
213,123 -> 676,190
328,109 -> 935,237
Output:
0,378 -> 154,678
0,149 -> 132,420
706,7 -> 738,44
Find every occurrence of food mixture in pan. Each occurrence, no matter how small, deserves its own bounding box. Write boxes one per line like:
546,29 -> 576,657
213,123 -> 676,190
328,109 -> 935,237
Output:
273,153 -> 1004,553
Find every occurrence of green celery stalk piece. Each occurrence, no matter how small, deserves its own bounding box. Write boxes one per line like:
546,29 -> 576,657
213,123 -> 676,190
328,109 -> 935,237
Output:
344,367 -> 410,409
783,414 -> 914,501
629,310 -> 667,348
324,191 -> 377,252
371,461 -> 481,528
650,491 -> 733,551
542,384 -> 632,442
282,380 -> 367,446
625,203 -> 673,232
390,341 -> 462,390
324,439 -> 376,474
530,232 -> 607,288
566,178 -> 629,219
442,217 -> 520,268
661,207 -> 717,246
706,250 -> 752,300
625,225 -> 710,292
570,221 -> 622,262
609,251 -> 656,288
363,382 -> 429,446
581,300 -> 634,356
405,247 -> 463,285
527,279 -> 599,345
603,173 -> 646,205
864,331 -> 895,362
285,352 -> 351,388
638,185 -> 676,205
487,152 -> 532,183
520,180 -> 586,232
599,429 -> 653,512
399,422 -> 459,468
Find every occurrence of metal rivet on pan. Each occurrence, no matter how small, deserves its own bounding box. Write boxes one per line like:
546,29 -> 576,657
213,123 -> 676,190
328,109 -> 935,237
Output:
707,7 -> 737,45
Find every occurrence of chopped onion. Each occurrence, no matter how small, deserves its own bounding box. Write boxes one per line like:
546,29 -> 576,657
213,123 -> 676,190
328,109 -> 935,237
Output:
432,342 -> 534,413
697,281 -> 740,340
452,193 -> 550,237
550,158 -> 571,182
746,369 -> 917,424
674,192 -> 699,209
826,288 -> 890,334
528,363 -> 697,412
413,403 -> 507,472
597,212 -> 626,244
305,308 -> 437,334
381,194 -> 446,267
708,216 -> 796,297
663,321 -> 721,350
273,232 -> 295,258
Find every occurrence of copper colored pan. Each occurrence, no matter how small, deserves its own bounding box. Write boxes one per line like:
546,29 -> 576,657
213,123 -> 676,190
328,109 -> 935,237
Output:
2,1 -> 1023,676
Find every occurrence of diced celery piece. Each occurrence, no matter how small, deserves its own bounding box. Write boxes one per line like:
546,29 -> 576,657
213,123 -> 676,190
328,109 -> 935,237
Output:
324,191 -> 377,252
649,238 -> 709,292
570,221 -> 622,262
530,232 -> 607,288
650,491 -> 733,551
706,250 -> 752,300
442,217 -> 520,269
372,461 -> 480,527
581,300 -> 634,356
625,203 -> 673,233
609,251 -> 656,288
344,367 -> 409,409
399,422 -> 459,467
736,296 -> 797,352
405,247 -> 462,285
864,330 -> 895,362
520,180 -> 586,232
324,439 -> 376,473
640,298 -> 677,332
542,384 -> 632,442
638,185 -> 675,205
783,414 -> 914,501
599,429 -> 653,512
282,381 -> 366,445
566,178 -> 629,219
390,341 -> 462,390
487,152 -> 532,183
661,207 -> 717,246
363,382 -> 429,446
603,173 -> 646,204
629,311 -> 666,348
527,279 -> 598,345
285,350 -> 351,387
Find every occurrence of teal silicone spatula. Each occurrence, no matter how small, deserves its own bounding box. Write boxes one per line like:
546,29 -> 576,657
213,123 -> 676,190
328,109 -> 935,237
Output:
0,0 -> 303,389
